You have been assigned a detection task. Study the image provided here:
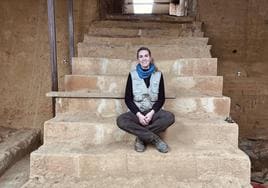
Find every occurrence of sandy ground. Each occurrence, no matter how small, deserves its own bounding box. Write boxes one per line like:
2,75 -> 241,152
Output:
0,155 -> 30,188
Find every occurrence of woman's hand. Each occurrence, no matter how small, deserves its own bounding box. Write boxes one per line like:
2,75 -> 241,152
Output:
136,112 -> 148,126
145,110 -> 155,124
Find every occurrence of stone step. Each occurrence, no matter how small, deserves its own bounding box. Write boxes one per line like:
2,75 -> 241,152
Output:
83,36 -> 208,47
43,114 -> 238,148
29,143 -> 250,185
64,75 -> 223,96
72,57 -> 218,76
54,96 -> 230,118
87,27 -> 203,38
90,20 -> 202,30
22,177 -> 252,188
104,14 -> 195,23
79,42 -> 210,51
77,45 -> 211,59
0,128 -> 40,176
22,175 -> 252,188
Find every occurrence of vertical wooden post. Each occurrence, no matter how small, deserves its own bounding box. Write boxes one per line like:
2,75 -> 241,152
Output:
67,0 -> 75,66
47,0 -> 58,117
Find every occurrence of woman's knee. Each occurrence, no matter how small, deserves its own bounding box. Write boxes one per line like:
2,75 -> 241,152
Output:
116,114 -> 126,129
168,112 -> 175,124
116,112 -> 135,130
162,111 -> 175,125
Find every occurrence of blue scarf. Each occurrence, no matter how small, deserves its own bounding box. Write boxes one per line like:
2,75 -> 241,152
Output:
136,63 -> 155,79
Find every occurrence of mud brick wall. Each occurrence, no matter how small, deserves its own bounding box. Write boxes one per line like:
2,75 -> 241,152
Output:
0,0 -> 99,129
198,0 -> 268,139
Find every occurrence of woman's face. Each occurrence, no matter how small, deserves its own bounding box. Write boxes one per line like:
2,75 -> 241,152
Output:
137,50 -> 151,69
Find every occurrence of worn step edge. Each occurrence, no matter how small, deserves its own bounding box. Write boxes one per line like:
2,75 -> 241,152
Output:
90,19 -> 200,28
29,143 -> 250,183
0,129 -> 40,176
46,91 -> 176,99
77,45 -> 211,59
86,31 -> 204,38
72,57 -> 218,76
83,36 -> 209,44
22,174 -> 252,188
43,114 -> 238,148
79,41 -> 208,48
82,36 -> 209,47
72,57 -> 217,62
78,42 -> 211,49
48,95 -> 230,117
104,14 -> 196,23
87,27 -> 203,33
64,75 -> 223,96
53,96 -> 230,118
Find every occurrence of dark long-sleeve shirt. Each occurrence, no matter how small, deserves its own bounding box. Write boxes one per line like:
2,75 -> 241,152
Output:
124,72 -> 165,114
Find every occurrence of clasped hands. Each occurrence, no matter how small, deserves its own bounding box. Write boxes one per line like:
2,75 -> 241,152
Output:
136,110 -> 155,126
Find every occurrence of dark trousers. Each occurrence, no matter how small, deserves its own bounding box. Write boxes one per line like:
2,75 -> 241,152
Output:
116,110 -> 175,143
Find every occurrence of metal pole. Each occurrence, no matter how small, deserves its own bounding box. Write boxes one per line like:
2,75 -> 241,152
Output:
47,0 -> 58,117
68,0 -> 75,66
192,0 -> 197,17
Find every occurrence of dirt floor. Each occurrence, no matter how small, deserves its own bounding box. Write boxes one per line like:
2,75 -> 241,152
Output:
0,155 -> 30,188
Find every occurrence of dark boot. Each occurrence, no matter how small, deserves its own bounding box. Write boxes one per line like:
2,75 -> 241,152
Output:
134,137 -> 146,152
151,136 -> 169,153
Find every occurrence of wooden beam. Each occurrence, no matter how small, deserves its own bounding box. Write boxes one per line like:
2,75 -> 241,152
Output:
47,0 -> 58,117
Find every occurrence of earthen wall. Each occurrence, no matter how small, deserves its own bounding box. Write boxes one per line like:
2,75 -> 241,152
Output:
0,0 -> 99,129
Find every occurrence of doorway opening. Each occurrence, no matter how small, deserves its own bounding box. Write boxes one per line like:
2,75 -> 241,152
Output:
123,0 -> 170,14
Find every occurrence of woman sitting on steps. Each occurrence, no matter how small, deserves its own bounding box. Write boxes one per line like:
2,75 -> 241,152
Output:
117,47 -> 175,153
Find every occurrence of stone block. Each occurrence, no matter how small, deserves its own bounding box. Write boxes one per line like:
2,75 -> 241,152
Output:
64,75 -> 223,96
126,151 -> 197,180
0,128 -> 40,176
79,151 -> 127,177
77,44 -> 211,59
30,151 -> 79,179
87,27 -> 203,38
29,144 -> 250,184
196,149 -> 251,184
55,97 -> 230,117
44,118 -> 130,146
43,115 -> 238,148
90,20 -> 202,30
165,96 -> 230,117
83,36 -> 208,47
72,57 -> 217,76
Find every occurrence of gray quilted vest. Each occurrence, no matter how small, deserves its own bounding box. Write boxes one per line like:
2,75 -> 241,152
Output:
130,70 -> 161,112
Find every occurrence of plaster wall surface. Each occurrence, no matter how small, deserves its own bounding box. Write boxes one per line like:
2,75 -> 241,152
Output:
0,0 -> 99,129
198,0 -> 268,139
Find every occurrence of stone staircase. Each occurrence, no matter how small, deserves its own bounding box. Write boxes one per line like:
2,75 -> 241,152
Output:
22,18 -> 252,188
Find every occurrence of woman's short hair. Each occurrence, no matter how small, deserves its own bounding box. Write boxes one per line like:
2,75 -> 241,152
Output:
136,47 -> 151,59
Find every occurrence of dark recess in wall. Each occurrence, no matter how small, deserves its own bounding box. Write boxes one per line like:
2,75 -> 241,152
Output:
99,0 -> 124,18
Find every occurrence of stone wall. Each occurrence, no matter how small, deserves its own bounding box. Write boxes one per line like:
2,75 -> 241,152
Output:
198,0 -> 268,139
0,0 -> 99,130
